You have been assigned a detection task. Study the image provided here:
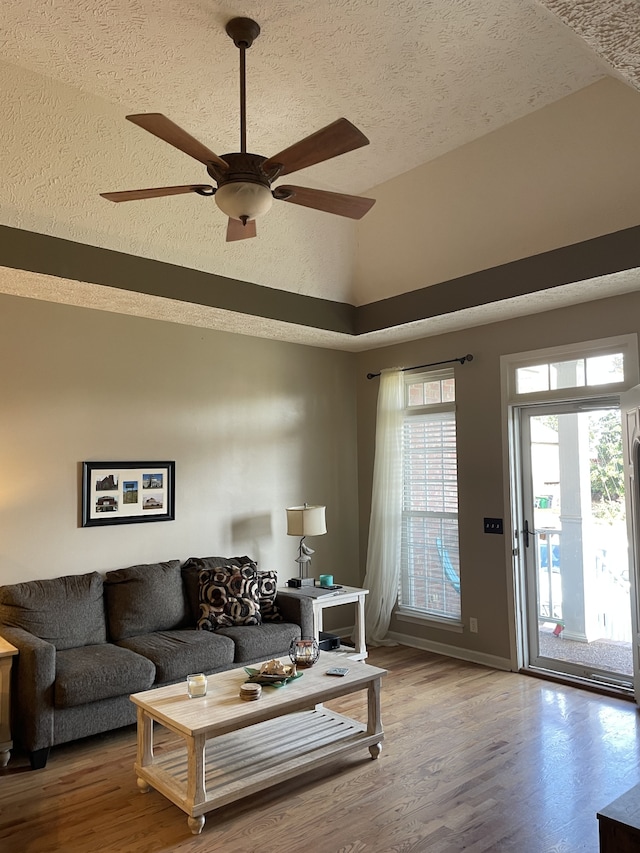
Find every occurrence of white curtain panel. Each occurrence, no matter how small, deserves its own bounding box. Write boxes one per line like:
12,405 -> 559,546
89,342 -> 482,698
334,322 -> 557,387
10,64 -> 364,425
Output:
359,368 -> 404,646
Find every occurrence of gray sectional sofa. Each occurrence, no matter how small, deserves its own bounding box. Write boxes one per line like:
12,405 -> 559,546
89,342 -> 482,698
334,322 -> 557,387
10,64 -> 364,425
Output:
0,556 -> 312,769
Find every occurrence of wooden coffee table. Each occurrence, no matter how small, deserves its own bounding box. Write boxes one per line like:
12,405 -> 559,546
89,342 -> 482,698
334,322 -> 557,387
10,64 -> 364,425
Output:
130,653 -> 386,834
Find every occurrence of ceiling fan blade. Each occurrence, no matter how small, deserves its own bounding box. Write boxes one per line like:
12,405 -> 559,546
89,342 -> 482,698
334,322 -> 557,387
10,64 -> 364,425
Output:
274,185 -> 375,219
100,185 -> 215,202
126,114 -> 229,170
262,118 -> 369,177
226,217 -> 257,242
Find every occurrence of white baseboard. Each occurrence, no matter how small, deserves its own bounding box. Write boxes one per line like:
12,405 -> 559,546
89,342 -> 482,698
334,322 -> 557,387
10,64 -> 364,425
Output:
322,624 -> 514,672
386,629 -> 514,672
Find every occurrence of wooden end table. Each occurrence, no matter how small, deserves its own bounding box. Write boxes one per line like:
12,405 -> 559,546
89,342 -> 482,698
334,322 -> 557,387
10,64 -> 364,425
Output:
279,585 -> 369,659
0,637 -> 18,767
130,653 -> 385,835
598,783 -> 640,851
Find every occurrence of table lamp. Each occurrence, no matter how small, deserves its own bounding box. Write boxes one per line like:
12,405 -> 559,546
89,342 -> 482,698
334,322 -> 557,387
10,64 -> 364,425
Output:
286,503 -> 326,587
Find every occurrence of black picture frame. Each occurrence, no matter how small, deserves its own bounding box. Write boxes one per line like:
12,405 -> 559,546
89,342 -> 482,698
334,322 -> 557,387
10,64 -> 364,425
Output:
82,461 -> 175,527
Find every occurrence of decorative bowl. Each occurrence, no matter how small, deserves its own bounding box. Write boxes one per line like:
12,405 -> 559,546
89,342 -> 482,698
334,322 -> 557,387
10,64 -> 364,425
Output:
244,666 -> 302,687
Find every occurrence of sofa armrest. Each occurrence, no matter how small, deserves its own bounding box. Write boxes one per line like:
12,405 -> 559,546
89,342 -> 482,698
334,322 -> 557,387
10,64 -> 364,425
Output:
0,625 -> 55,753
275,592 -> 314,638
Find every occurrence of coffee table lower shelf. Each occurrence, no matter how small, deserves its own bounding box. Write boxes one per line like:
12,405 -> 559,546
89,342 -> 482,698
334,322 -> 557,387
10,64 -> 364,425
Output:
136,707 -> 382,833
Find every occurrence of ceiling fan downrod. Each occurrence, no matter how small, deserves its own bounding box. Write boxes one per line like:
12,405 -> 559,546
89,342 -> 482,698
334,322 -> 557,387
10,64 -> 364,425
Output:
225,18 -> 261,155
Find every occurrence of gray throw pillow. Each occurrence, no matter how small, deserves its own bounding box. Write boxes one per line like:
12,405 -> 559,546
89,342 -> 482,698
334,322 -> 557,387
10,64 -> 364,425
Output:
104,560 -> 188,641
0,572 -> 107,650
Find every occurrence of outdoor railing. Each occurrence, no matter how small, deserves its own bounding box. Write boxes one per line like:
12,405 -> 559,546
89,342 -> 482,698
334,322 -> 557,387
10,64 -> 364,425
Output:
537,528 -> 562,623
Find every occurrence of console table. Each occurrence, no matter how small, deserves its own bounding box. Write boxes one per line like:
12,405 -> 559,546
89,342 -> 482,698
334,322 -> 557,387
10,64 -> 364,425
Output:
0,637 -> 18,767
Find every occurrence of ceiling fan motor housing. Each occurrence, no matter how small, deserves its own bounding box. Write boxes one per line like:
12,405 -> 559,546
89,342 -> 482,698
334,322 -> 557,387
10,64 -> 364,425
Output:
206,152 -> 270,186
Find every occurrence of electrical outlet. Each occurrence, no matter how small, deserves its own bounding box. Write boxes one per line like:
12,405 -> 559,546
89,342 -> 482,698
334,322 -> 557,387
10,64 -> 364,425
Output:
469,617 -> 478,633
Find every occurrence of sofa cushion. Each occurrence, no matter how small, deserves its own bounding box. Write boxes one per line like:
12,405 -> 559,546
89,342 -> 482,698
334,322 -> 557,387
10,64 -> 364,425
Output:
54,643 -> 156,708
197,565 -> 262,631
257,570 -> 282,622
104,560 -> 189,641
117,629 -> 235,683
0,572 -> 107,650
216,622 -> 302,663
181,555 -> 256,623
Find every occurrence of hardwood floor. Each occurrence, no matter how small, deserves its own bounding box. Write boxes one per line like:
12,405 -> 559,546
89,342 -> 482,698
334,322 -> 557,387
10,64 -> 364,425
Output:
1,646 -> 639,852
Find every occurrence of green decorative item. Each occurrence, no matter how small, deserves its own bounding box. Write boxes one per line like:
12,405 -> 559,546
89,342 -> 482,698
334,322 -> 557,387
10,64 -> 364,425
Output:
244,667 -> 302,687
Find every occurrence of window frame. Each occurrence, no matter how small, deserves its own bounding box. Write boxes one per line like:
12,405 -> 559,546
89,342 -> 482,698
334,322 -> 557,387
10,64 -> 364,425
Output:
505,334 -> 638,405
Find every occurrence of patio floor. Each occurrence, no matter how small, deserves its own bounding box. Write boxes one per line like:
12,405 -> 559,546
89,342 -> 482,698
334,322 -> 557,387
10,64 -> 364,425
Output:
538,625 -> 633,676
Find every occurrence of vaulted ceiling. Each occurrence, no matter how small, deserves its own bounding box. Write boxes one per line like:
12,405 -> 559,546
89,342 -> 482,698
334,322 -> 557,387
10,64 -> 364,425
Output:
1,1 -> 640,349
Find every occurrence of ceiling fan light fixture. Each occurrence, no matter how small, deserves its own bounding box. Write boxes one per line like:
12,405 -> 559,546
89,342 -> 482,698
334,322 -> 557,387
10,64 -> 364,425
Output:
214,181 -> 273,222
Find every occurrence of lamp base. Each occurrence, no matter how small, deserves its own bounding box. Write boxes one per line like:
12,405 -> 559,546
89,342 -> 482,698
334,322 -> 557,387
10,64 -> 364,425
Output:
287,577 -> 316,588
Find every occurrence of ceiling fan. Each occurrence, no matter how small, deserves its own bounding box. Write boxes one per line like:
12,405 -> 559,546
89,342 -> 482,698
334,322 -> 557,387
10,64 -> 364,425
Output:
100,17 -> 376,242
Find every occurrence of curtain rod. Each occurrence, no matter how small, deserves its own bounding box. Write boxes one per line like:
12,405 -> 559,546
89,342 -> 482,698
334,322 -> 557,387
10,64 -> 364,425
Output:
366,353 -> 473,380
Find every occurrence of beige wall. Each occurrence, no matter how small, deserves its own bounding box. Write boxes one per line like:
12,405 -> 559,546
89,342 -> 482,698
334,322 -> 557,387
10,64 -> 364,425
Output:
0,294 -> 360,620
355,77 -> 640,305
5,282 -> 640,658
356,286 -> 640,664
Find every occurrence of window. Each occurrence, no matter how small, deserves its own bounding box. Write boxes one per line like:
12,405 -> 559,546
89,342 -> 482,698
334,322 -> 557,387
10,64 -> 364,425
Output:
398,369 -> 461,621
515,353 -> 625,394
508,335 -> 637,401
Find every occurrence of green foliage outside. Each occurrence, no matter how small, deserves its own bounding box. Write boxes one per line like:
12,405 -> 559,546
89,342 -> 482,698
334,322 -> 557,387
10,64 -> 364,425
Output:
539,411 -> 625,522
590,410 -> 624,522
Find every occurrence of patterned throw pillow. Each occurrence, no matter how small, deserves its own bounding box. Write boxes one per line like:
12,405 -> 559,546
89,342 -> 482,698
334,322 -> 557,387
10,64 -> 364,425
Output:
257,570 -> 282,622
197,564 -> 262,631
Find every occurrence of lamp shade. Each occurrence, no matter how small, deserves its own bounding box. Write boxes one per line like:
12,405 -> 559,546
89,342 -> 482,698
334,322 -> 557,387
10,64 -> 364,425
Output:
286,505 -> 327,537
214,181 -> 273,221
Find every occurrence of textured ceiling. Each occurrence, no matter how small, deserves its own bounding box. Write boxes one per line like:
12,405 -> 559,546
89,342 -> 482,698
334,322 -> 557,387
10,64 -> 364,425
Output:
0,0 -> 610,193
0,0 -> 636,347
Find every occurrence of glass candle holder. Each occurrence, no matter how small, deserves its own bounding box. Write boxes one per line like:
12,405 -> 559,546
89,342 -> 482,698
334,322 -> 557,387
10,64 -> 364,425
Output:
187,673 -> 207,698
289,637 -> 320,668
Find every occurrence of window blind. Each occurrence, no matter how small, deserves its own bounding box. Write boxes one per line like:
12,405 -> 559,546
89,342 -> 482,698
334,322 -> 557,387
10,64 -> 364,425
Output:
399,403 -> 461,619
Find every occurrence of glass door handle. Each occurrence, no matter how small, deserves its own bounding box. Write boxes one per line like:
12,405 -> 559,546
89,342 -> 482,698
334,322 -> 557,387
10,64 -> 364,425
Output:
523,520 -> 531,548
